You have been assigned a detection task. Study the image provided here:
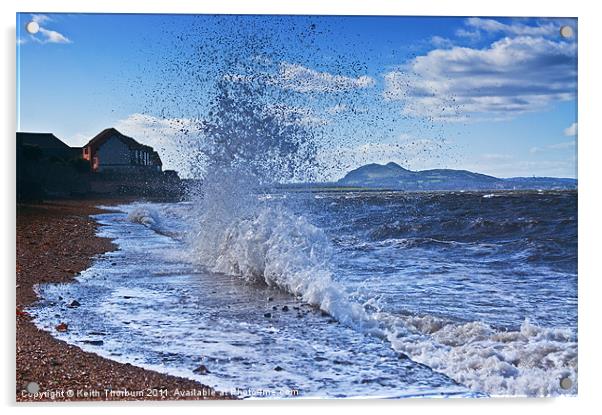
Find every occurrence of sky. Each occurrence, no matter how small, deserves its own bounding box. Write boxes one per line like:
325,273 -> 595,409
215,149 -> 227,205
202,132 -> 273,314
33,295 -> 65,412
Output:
16,13 -> 578,179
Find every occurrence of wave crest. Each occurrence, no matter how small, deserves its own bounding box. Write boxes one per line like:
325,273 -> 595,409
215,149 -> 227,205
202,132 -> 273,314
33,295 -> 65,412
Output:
197,205 -> 379,332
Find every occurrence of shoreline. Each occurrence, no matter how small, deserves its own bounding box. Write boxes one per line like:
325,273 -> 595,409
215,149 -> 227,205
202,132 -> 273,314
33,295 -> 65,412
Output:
16,200 -> 233,401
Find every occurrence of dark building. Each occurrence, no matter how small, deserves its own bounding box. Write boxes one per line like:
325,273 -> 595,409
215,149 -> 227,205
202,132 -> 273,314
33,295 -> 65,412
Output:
82,128 -> 162,173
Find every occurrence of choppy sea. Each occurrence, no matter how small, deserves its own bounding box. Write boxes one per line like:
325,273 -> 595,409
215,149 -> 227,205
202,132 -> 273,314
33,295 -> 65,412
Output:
30,190 -> 577,398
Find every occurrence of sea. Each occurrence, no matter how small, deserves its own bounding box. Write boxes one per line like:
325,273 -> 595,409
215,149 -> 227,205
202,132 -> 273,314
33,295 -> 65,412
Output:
30,189 -> 577,398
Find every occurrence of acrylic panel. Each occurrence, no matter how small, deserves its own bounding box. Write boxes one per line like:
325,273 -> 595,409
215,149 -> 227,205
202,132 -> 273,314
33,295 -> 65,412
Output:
16,13 -> 577,401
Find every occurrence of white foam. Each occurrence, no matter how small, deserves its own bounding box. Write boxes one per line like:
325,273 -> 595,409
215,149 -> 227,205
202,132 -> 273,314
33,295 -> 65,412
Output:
192,204 -> 379,334
383,314 -> 577,396
150,198 -> 577,397
126,206 -> 161,228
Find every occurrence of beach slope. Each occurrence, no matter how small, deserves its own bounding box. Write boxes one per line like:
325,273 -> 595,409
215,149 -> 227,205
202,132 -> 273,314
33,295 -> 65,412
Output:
16,201 -> 231,401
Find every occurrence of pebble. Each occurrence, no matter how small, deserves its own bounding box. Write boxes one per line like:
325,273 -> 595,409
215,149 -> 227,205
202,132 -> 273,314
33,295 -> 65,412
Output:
192,364 -> 210,375
55,322 -> 68,332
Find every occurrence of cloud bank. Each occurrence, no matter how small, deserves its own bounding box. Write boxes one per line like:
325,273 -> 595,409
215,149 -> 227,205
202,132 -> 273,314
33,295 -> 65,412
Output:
384,20 -> 577,122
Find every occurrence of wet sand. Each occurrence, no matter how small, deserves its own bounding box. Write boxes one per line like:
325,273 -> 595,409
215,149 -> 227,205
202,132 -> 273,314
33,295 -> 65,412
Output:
16,200 -> 233,401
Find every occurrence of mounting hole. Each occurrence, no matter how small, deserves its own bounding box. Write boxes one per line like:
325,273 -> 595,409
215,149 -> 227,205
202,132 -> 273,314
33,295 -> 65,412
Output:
560,26 -> 573,39
26,381 -> 40,394
560,377 -> 573,390
25,21 -> 40,34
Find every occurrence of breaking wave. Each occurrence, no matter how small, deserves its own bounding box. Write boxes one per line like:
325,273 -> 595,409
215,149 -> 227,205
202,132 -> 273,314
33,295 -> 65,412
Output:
383,314 -> 577,396
127,206 -> 161,229
164,25 -> 576,397
179,195 -> 576,396
201,205 -> 379,332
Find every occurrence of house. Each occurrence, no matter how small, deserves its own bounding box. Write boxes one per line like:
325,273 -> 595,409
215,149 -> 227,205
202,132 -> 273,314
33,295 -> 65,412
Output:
17,132 -> 90,200
17,132 -> 81,160
82,128 -> 162,173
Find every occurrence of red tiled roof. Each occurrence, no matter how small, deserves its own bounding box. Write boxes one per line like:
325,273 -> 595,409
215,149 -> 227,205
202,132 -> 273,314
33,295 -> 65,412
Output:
84,128 -> 148,152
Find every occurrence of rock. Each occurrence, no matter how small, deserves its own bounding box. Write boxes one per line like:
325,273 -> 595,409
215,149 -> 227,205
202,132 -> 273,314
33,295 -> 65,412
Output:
55,322 -> 68,332
274,366 -> 284,372
282,306 -> 289,312
193,364 -> 210,375
68,300 -> 81,308
272,306 -> 277,310
264,312 -> 272,318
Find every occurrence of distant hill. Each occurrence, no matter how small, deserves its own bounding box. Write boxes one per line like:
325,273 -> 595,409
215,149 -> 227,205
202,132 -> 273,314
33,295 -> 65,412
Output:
335,162 -> 576,191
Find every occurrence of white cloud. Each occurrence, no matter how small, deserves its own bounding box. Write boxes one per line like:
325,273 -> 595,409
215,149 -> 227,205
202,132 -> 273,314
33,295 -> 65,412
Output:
464,18 -> 561,37
383,35 -> 576,121
27,14 -> 72,44
31,14 -> 52,25
114,113 -> 203,177
37,27 -> 71,44
278,62 -> 375,93
549,141 -> 576,150
564,122 -> 578,136
430,36 -> 454,48
530,140 -> 576,154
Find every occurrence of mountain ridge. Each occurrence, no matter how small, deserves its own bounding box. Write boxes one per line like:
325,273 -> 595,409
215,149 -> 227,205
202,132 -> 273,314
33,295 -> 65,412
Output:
336,162 -> 576,191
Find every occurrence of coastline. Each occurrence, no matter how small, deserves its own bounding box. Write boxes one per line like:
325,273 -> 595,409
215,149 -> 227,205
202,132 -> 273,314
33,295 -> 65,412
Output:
16,200 -> 232,401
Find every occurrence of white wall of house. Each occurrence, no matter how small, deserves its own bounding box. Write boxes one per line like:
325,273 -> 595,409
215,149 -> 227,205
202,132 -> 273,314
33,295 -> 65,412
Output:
96,135 -> 131,170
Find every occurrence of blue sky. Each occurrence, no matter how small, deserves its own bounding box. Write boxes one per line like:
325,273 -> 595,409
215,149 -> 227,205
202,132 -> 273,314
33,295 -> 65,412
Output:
16,13 -> 577,179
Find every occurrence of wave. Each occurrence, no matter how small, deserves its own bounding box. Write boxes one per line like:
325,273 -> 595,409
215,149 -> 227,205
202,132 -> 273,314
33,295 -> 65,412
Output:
177,200 -> 576,396
382,314 -> 577,396
192,204 -> 380,334
124,204 -> 186,238
127,206 -> 161,228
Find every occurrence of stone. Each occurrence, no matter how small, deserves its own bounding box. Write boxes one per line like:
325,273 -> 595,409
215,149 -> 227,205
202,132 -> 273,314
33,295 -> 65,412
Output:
193,364 -> 210,375
55,322 -> 68,332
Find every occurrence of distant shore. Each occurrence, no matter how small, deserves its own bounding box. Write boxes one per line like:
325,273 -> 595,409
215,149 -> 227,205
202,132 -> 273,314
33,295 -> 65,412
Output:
16,200 -> 232,401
